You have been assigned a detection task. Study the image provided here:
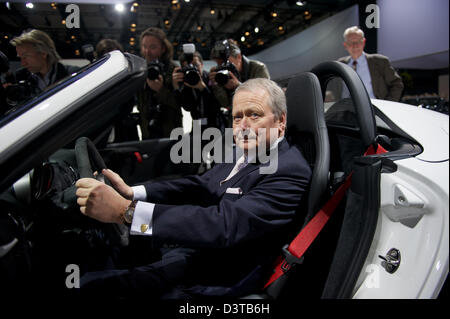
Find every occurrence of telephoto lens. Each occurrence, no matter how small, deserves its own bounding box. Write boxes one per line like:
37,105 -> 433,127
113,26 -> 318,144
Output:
215,69 -> 231,86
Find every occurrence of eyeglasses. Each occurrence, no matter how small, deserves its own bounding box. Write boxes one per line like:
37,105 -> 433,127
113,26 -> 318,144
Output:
345,39 -> 364,47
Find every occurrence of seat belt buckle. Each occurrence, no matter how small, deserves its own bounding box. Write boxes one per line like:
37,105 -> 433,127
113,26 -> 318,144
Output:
280,244 -> 304,273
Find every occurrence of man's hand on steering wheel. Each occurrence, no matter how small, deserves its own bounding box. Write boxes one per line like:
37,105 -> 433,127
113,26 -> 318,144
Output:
75,177 -> 130,224
102,169 -> 134,200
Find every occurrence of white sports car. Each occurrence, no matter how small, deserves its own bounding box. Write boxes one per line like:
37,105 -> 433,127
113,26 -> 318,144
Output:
0,51 -> 447,299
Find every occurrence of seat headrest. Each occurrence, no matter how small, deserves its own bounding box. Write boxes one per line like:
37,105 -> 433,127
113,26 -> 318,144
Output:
286,72 -> 326,138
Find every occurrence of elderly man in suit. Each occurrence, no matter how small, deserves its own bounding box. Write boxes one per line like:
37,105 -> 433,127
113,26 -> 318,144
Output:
339,26 -> 404,101
75,78 -> 311,298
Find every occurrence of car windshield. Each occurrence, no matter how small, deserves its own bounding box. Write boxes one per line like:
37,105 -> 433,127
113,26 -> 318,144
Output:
0,56 -> 107,128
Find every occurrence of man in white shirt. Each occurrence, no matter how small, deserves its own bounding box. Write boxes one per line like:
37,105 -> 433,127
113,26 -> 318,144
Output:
75,78 -> 311,298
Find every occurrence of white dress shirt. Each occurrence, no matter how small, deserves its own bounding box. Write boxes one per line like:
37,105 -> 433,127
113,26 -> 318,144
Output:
342,53 -> 375,99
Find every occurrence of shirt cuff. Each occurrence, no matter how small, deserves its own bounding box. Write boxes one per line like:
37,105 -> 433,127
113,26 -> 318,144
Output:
132,185 -> 147,201
130,201 -> 155,236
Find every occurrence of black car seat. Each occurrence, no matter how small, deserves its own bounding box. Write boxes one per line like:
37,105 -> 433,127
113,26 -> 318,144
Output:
285,72 -> 330,226
244,72 -> 330,299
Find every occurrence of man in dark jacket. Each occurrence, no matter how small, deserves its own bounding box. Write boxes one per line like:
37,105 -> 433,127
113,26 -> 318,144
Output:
137,27 -> 181,139
8,29 -> 78,106
209,39 -> 270,126
75,78 -> 311,299
172,50 -> 225,133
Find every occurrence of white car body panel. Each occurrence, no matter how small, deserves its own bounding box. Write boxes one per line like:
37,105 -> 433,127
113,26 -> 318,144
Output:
353,100 -> 449,299
371,99 -> 449,162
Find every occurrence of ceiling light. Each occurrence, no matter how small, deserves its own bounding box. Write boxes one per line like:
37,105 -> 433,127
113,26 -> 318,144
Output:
6,2 -> 11,10
240,36 -> 246,42
61,20 -> 66,25
131,23 -> 136,28
271,12 -> 277,18
304,10 -> 309,15
254,27 -> 259,33
296,1 -> 304,6
245,31 -> 250,36
164,19 -> 170,25
25,2 -> 34,9
132,2 -> 139,6
210,8 -> 215,15
278,26 -> 284,31
115,4 -> 124,12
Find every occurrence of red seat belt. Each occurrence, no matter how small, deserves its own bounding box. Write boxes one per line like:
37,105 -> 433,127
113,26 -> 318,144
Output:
264,143 -> 387,289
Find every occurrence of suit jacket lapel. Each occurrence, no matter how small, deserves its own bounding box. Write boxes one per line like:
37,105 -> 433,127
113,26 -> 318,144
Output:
217,139 -> 289,197
217,163 -> 259,197
366,53 -> 378,92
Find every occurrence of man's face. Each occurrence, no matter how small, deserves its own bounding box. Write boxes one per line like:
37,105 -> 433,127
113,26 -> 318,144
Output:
228,54 -> 242,72
213,58 -> 224,66
232,88 -> 285,152
343,32 -> 366,60
140,35 -> 165,62
184,56 -> 203,74
16,44 -> 47,74
192,56 -> 203,74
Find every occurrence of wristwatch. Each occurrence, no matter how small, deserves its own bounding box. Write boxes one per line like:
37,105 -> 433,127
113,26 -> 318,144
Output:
123,200 -> 138,225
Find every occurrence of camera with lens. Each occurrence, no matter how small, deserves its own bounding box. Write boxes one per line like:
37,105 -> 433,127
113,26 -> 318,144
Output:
147,60 -> 165,80
5,81 -> 34,106
211,40 -> 240,86
1,50 -> 34,112
179,43 -> 201,86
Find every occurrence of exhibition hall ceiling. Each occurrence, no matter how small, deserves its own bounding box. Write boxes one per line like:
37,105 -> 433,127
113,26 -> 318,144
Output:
0,0 -> 357,60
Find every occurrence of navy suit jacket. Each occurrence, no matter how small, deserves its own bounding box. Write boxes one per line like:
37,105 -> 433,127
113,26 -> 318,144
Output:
141,139 -> 312,290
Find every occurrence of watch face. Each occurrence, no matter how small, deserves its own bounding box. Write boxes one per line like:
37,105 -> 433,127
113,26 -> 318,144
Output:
124,208 -> 133,223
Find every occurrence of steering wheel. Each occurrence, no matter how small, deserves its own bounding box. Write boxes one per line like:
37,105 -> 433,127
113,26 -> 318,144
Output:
74,137 -> 129,246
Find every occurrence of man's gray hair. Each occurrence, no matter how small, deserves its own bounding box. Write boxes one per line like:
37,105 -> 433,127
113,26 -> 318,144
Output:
229,43 -> 241,58
343,26 -> 365,41
235,78 -> 287,120
10,29 -> 61,66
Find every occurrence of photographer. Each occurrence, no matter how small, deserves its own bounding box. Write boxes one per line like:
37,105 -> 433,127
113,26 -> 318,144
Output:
6,29 -> 78,108
172,47 -> 224,133
137,27 -> 181,139
95,39 -> 139,142
209,39 -> 270,126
